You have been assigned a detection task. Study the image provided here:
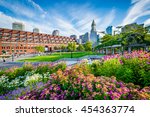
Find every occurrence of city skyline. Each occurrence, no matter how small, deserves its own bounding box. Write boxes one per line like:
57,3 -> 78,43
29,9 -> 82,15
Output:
0,0 -> 150,36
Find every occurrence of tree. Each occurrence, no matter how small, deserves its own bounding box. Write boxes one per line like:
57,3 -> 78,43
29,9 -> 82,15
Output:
67,42 -> 76,52
61,45 -> 66,52
54,46 -> 58,50
84,41 -> 92,51
77,44 -> 84,51
144,34 -> 150,44
35,46 -> 45,53
101,34 -> 113,43
2,50 -> 6,54
67,42 -> 77,58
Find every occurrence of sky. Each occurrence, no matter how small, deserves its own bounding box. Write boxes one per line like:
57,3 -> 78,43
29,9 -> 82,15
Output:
0,0 -> 150,37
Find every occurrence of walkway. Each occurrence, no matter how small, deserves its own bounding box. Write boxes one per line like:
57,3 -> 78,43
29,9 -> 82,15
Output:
0,55 -> 103,69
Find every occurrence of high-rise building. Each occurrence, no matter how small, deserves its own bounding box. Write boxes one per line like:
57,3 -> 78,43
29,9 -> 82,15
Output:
12,22 -> 25,31
79,32 -> 90,44
79,35 -> 84,44
70,35 -> 77,40
106,26 -> 115,35
83,32 -> 90,43
52,30 -> 59,36
114,26 -> 122,35
97,31 -> 105,44
33,28 -> 39,33
90,20 -> 98,44
79,20 -> 104,46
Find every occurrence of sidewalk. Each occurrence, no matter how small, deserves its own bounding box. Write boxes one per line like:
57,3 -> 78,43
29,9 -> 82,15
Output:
0,55 -> 103,69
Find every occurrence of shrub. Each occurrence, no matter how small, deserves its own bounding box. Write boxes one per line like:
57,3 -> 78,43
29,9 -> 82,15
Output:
0,75 -> 9,95
0,82 -> 45,100
18,66 -> 150,100
35,64 -> 50,74
0,75 -> 24,95
90,50 -> 150,87
0,63 -> 66,95
0,70 -> 4,77
4,63 -> 33,81
24,72 -> 51,87
51,62 -> 67,73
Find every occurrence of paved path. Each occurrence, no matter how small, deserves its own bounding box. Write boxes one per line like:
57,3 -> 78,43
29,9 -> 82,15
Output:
0,55 -> 103,69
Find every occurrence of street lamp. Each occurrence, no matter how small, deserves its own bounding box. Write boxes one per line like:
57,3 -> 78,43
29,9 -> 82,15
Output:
12,49 -> 14,62
71,50 -> 73,58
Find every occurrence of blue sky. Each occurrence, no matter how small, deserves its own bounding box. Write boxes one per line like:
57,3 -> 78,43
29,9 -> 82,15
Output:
0,0 -> 150,36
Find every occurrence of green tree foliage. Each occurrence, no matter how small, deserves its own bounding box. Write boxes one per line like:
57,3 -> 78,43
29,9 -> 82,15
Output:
84,41 -> 92,51
2,50 -> 6,54
67,42 -> 76,52
101,34 -> 113,43
35,46 -> 45,53
95,25 -> 150,50
77,44 -> 84,51
61,45 -> 66,52
121,24 -> 149,45
54,46 -> 59,50
144,34 -> 150,44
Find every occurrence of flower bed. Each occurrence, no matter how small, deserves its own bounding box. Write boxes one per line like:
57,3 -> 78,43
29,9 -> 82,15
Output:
0,50 -> 150,100
0,62 -> 66,95
18,64 -> 150,100
90,50 -> 150,87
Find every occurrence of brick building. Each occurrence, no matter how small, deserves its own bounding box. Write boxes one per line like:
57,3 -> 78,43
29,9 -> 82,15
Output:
0,28 -> 76,55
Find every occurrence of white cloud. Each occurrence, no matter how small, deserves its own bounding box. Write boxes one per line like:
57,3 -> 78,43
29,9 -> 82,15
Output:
27,0 -> 47,18
0,0 -> 116,37
98,9 -> 116,30
131,0 -> 141,4
122,0 -> 150,25
0,11 -> 53,34
0,0 -> 46,19
144,19 -> 150,26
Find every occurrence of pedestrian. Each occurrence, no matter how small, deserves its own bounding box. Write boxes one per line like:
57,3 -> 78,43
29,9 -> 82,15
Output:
3,58 -> 5,62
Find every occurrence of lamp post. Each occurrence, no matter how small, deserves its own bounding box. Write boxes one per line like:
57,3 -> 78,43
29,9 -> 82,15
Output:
71,50 -> 73,58
12,49 -> 14,62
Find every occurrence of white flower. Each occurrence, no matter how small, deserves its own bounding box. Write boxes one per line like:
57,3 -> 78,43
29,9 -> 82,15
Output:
24,74 -> 43,86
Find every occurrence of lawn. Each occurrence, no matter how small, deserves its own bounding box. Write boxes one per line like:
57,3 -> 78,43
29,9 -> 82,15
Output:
18,52 -> 103,62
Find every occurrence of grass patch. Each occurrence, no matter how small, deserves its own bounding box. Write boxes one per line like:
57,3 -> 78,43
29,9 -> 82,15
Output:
18,52 -> 103,62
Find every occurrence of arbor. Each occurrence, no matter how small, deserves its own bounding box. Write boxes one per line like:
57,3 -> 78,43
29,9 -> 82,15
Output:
77,44 -> 84,51
35,46 -> 45,53
84,41 -> 92,51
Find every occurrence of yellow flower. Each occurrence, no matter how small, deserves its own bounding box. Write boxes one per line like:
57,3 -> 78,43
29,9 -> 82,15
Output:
102,86 -> 108,92
96,84 -> 102,89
